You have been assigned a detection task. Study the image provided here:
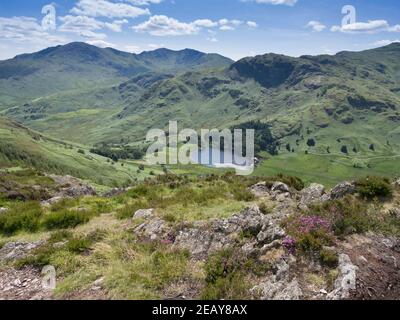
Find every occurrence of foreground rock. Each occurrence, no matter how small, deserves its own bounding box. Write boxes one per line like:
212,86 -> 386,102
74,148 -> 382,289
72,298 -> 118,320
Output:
330,182 -> 356,200
0,242 -> 44,262
50,175 -> 96,197
249,182 -> 270,197
40,175 -> 97,206
326,254 -> 358,300
299,183 -> 326,209
251,258 -> 303,300
132,201 -> 297,262
133,209 -> 155,220
0,267 -> 53,300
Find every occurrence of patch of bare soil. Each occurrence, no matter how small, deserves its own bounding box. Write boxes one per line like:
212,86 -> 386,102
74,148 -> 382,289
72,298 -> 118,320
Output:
341,234 -> 400,300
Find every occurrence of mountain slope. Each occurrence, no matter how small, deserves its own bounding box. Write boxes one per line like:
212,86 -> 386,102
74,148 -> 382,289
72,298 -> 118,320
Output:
114,43 -> 400,150
0,42 -> 233,108
0,117 -> 158,187
137,48 -> 233,72
1,43 -> 400,184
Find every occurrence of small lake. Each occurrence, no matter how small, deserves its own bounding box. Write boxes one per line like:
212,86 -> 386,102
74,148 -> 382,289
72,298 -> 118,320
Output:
190,147 -> 254,172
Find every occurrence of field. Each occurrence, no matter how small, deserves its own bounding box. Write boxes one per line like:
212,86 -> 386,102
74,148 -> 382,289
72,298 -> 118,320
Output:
255,152 -> 400,188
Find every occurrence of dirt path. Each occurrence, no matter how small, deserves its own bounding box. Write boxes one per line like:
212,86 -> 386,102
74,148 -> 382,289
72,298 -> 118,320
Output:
0,267 -> 53,300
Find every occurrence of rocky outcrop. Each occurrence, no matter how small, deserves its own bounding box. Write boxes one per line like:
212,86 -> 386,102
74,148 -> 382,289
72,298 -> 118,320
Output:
0,242 -> 44,262
131,203 -> 295,261
174,205 -> 268,258
327,254 -> 358,300
41,196 -> 66,207
133,209 -> 155,219
135,218 -> 168,241
251,257 -> 303,300
271,182 -> 290,193
249,182 -> 270,197
330,182 -> 356,200
40,175 -> 97,206
49,174 -> 96,198
270,182 -> 291,202
299,183 -> 326,209
296,181 -> 357,210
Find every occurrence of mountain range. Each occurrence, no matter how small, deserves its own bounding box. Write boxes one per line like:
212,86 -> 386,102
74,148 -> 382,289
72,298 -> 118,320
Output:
1,42 -> 400,185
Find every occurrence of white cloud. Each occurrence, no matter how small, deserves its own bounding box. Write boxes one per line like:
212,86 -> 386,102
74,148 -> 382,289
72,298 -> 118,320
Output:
133,15 -> 199,36
59,15 -> 107,39
86,39 -> 115,47
220,25 -> 235,31
230,20 -> 243,26
0,16 -> 67,45
330,20 -> 397,33
193,19 -> 218,28
125,0 -> 163,5
218,19 -> 243,31
148,43 -> 164,49
373,39 -> 400,46
388,25 -> 400,32
133,15 -> 248,36
247,21 -> 258,28
206,36 -> 218,42
105,19 -> 129,32
71,0 -> 150,18
242,0 -> 298,6
306,21 -> 326,32
125,44 -> 141,53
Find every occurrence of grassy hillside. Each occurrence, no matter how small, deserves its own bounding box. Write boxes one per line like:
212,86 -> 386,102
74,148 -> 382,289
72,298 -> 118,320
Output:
0,42 -> 232,109
0,117 -> 165,188
1,43 -> 400,184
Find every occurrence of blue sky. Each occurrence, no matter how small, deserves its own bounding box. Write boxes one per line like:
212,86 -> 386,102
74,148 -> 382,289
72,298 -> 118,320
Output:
0,0 -> 399,60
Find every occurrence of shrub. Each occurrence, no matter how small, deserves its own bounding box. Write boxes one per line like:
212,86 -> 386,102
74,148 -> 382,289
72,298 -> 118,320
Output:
309,196 -> 376,236
66,237 -> 92,253
15,244 -> 56,269
319,248 -> 339,268
307,139 -> 316,147
201,249 -> 251,300
355,176 -> 393,199
232,187 -> 255,202
259,202 -> 272,215
48,230 -> 73,243
116,200 -> 149,219
283,215 -> 334,254
201,272 -> 249,300
275,174 -> 305,191
42,210 -> 90,230
0,201 -> 43,235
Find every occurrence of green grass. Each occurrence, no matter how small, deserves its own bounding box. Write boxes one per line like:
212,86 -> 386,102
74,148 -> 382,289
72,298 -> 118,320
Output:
53,232 -> 195,299
254,153 -> 399,188
0,117 -> 160,188
115,176 -> 255,222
